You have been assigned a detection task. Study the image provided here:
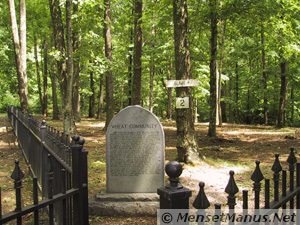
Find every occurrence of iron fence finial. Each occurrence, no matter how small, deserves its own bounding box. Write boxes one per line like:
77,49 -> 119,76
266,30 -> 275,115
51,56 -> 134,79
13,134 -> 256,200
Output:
225,170 -> 239,209
225,171 -> 239,195
251,160 -> 264,183
193,182 -> 210,209
251,160 -> 264,209
72,135 -> 80,144
78,137 -> 85,145
271,153 -> 282,173
287,147 -> 297,166
11,160 -> 24,181
165,161 -> 183,189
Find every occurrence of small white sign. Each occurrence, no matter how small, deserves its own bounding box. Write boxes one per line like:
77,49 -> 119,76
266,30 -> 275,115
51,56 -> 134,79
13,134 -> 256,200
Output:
176,97 -> 189,109
166,79 -> 199,88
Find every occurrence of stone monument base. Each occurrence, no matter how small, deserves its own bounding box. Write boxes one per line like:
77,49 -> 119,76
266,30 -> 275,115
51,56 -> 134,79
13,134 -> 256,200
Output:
89,193 -> 159,216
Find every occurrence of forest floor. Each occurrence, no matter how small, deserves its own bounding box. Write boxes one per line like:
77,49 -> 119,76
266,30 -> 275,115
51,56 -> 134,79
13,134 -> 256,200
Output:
0,114 -> 299,224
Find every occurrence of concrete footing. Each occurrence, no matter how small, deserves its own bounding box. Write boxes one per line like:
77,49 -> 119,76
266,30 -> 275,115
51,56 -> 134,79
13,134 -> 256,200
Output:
89,193 -> 159,216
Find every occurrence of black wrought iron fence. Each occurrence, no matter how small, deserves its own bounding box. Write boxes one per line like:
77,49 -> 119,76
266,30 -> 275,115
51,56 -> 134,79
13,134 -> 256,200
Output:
2,106 -> 89,225
158,147 -> 300,224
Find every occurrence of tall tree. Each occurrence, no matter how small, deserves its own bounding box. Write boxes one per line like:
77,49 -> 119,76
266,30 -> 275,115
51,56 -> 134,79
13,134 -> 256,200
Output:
131,0 -> 143,105
104,0 -> 114,129
89,70 -> 95,118
97,71 -> 104,119
208,0 -> 218,137
9,0 -> 29,113
167,63 -> 173,120
261,24 -> 268,125
49,0 -> 75,133
173,0 -> 198,163
276,1 -> 290,128
34,34 -> 43,114
72,1 -> 81,122
64,0 -> 75,134
277,59 -> 287,127
127,27 -> 133,106
43,40 -> 48,116
149,11 -> 155,113
50,55 -> 59,120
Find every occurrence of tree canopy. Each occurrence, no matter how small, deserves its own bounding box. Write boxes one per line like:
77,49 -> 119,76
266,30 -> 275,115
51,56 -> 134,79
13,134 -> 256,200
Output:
1,0 -> 300,130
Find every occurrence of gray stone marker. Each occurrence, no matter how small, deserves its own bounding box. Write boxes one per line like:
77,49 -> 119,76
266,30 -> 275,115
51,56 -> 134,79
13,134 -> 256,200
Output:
106,105 -> 165,193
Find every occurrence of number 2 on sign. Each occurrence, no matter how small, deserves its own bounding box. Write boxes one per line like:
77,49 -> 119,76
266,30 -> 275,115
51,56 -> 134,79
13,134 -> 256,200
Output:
176,97 -> 189,109
180,99 -> 185,107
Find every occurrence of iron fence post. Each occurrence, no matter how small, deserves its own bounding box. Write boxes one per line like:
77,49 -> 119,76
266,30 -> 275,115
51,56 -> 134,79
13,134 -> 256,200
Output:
72,135 -> 88,225
81,148 -> 89,225
157,161 -> 192,209
288,147 -> 297,209
41,120 -> 47,198
11,160 -> 24,225
0,187 -> 2,225
33,177 -> 39,224
15,109 -> 19,142
265,179 -> 270,209
48,155 -> 54,225
27,114 -> 32,160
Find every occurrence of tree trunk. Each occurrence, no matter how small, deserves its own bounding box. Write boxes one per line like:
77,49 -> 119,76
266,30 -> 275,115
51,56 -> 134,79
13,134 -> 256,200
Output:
149,11 -> 155,112
291,84 -> 294,125
43,40 -> 48,116
64,0 -> 75,134
73,60 -> 81,122
34,34 -> 43,114
246,86 -> 250,124
149,65 -> 154,112
9,0 -> 29,113
261,24 -> 268,125
72,1 -> 81,122
208,0 -> 218,137
97,72 -> 104,119
131,0 -> 143,105
128,26 -> 133,106
217,63 -> 222,126
167,63 -> 173,120
89,70 -> 95,118
219,19 -> 226,123
221,81 -> 227,123
235,62 -> 239,122
104,0 -> 114,130
277,61 -> 287,128
49,0 -> 67,101
229,75 -> 233,123
50,55 -> 59,120
173,0 -> 198,163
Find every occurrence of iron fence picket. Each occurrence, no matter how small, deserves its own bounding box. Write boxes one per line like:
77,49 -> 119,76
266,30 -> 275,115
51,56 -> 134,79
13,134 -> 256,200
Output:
265,179 -> 270,209
0,188 -> 2,225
